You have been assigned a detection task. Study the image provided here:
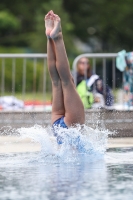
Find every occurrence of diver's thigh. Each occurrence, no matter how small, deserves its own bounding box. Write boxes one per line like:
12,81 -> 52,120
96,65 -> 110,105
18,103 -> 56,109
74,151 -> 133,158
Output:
62,82 -> 85,126
51,81 -> 65,123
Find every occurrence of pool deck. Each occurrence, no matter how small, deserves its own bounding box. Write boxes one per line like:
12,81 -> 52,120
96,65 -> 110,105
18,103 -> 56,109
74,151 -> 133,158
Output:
0,136 -> 133,153
0,109 -> 133,137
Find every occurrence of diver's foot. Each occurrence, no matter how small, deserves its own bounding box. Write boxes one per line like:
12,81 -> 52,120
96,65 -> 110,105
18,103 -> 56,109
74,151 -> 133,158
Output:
44,10 -> 54,38
50,13 -> 62,39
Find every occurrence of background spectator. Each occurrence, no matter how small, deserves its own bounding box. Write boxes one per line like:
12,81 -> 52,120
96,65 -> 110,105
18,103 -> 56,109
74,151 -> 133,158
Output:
75,57 -> 113,108
124,52 -> 133,108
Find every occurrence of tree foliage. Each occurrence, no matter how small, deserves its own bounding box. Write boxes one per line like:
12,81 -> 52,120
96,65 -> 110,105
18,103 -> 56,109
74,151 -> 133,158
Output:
63,0 -> 133,52
0,0 -> 75,54
0,11 -> 20,34
0,0 -> 133,53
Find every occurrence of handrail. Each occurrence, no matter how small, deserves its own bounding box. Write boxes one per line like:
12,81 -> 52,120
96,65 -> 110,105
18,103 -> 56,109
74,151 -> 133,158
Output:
0,53 -> 47,58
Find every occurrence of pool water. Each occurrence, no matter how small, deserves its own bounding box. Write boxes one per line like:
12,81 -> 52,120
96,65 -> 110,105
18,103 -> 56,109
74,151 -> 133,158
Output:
0,125 -> 133,200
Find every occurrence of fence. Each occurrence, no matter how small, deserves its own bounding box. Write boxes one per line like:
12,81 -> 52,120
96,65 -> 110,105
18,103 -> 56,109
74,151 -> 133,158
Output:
0,54 -> 51,109
1,53 -> 130,132
0,53 -> 121,97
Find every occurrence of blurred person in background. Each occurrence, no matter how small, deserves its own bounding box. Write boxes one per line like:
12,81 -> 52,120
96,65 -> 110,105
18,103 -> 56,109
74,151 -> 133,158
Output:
116,50 -> 133,109
75,57 -> 113,109
123,52 -> 133,109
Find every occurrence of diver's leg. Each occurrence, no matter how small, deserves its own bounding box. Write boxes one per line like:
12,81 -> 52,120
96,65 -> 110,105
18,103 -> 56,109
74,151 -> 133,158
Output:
50,12 -> 85,126
45,11 -> 65,123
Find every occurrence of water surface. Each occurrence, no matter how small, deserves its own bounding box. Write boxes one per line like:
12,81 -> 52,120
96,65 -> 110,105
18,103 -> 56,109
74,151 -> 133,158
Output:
0,125 -> 133,200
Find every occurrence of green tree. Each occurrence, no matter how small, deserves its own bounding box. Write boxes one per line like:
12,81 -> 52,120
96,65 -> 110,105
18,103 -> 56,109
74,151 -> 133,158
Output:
0,0 -> 44,47
0,11 -> 20,34
63,0 -> 133,52
29,0 -> 75,54
0,0 -> 75,55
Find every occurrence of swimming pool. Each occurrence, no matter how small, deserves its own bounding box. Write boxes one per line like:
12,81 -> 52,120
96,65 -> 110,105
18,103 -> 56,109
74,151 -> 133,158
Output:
0,126 -> 133,200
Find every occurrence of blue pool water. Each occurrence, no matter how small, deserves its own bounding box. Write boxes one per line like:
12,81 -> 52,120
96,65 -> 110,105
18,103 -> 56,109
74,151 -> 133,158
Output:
0,125 -> 133,200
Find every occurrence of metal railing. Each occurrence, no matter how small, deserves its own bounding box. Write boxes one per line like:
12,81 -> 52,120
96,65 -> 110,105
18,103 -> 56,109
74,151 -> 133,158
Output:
0,54 -> 51,110
0,53 -> 130,128
0,53 -> 52,126
0,53 -> 122,102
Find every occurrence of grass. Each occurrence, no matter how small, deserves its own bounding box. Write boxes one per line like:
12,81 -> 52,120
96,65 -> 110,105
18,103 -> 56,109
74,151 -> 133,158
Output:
1,92 -> 52,102
1,89 -> 122,103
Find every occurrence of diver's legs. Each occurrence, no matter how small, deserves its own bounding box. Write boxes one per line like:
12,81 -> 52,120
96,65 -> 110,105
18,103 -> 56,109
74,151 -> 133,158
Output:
45,12 -> 65,123
49,12 -> 85,126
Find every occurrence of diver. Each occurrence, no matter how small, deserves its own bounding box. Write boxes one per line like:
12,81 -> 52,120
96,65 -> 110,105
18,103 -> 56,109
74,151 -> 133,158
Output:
45,10 -> 85,134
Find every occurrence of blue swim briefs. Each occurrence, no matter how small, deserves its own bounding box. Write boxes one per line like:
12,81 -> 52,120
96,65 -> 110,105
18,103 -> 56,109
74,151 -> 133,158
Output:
53,116 -> 68,129
52,117 -> 68,144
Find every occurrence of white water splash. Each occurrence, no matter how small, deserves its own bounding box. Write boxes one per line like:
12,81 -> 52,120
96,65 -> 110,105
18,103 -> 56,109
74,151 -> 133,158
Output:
17,124 -> 110,163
